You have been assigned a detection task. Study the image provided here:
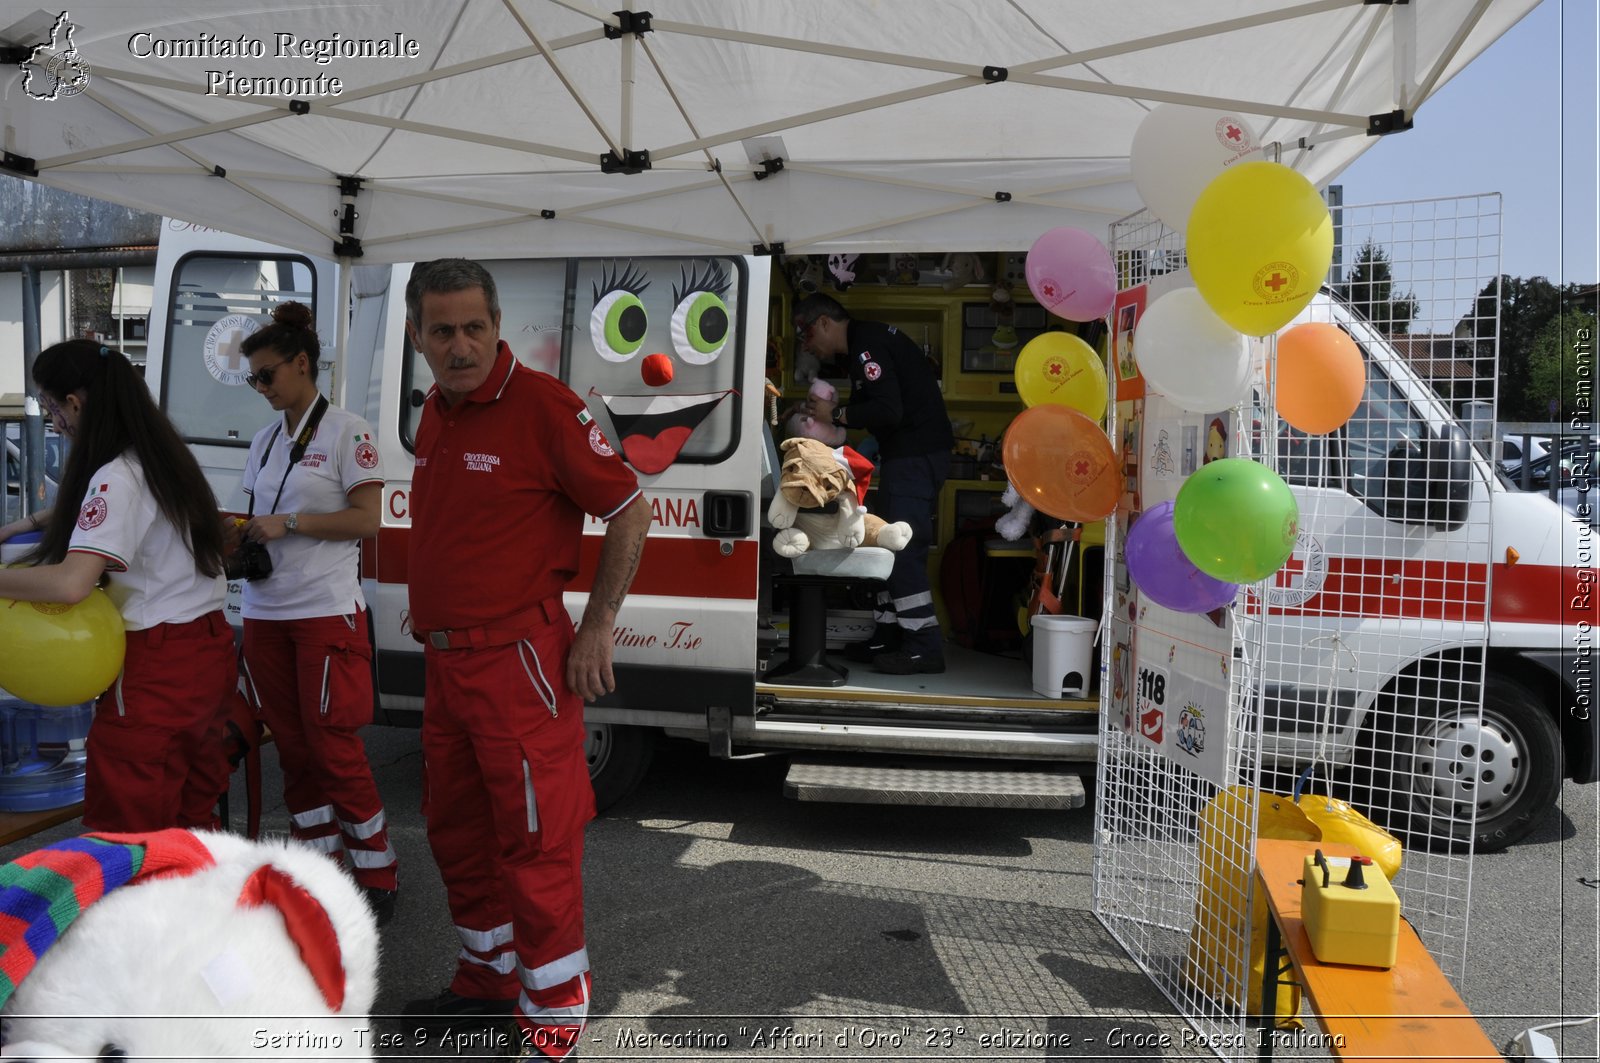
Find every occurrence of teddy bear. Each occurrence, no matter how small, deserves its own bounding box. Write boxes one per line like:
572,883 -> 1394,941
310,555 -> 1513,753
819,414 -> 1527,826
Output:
0,828 -> 379,1059
941,251 -> 988,291
784,379 -> 846,448
996,483 -> 1037,541
767,437 -> 911,557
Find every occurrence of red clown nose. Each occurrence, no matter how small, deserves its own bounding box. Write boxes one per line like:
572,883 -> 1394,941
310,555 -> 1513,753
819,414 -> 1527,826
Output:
641,352 -> 674,387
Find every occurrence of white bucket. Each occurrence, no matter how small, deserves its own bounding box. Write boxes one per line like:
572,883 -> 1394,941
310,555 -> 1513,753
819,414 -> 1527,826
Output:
1031,614 -> 1097,698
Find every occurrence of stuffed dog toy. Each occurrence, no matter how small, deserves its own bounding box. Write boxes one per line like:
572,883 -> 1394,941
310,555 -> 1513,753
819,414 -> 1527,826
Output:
767,437 -> 911,557
0,829 -> 378,1059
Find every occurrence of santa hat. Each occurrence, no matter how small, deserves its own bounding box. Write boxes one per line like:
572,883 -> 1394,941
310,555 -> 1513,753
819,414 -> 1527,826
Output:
0,829 -> 215,1008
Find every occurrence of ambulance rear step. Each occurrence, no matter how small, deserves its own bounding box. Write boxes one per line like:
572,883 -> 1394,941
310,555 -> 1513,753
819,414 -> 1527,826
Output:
782,758 -> 1086,810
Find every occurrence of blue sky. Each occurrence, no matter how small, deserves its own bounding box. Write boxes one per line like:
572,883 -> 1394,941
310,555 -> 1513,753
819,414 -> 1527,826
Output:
1335,0 -> 1596,289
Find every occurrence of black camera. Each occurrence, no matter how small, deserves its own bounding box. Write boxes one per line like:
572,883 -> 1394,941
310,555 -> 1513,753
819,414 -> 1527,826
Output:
226,540 -> 273,582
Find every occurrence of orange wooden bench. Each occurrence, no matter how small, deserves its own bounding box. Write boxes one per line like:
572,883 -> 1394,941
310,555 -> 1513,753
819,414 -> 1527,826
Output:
1254,838 -> 1501,1062
0,803 -> 85,848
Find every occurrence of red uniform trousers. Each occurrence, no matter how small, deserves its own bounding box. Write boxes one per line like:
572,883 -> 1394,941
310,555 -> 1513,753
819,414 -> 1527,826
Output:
84,610 -> 235,833
421,602 -> 595,1060
242,613 -> 397,890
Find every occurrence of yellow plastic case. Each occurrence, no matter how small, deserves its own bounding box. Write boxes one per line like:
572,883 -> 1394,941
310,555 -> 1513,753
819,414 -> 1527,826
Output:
1300,851 -> 1401,968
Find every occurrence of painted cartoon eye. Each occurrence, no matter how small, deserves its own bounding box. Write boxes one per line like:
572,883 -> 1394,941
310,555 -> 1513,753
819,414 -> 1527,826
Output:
590,261 -> 650,363
671,260 -> 732,366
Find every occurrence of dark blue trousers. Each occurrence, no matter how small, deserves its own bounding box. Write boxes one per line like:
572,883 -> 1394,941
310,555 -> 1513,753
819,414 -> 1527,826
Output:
874,452 -> 950,656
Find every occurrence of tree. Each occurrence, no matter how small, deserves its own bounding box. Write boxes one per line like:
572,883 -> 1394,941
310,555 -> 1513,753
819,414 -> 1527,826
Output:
1341,239 -> 1419,336
1526,309 -> 1598,424
1464,276 -> 1595,422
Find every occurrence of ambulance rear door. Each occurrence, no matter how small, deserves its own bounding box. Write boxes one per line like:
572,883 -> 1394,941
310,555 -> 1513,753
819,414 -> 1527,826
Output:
375,255 -> 769,735
144,219 -> 340,627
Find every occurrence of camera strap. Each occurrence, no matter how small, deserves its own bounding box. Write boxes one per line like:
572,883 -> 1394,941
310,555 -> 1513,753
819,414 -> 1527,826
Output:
247,394 -> 330,518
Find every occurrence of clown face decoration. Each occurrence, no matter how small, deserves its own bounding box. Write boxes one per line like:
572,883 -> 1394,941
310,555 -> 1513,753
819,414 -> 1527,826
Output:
568,258 -> 742,475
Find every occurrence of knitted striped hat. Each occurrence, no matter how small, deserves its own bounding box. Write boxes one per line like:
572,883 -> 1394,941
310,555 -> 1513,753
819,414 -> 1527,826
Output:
0,829 -> 215,1009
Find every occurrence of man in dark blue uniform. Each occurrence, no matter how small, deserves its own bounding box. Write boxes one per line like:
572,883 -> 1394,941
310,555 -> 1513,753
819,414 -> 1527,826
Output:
794,293 -> 954,674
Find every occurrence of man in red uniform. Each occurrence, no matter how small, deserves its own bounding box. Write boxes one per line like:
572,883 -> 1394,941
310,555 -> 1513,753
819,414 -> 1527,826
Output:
401,259 -> 651,1059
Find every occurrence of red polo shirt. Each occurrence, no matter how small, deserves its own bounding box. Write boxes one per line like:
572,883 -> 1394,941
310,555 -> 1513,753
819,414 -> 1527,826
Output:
408,342 -> 641,630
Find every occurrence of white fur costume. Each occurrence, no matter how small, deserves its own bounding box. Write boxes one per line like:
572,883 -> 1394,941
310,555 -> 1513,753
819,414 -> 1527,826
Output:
0,830 -> 378,1060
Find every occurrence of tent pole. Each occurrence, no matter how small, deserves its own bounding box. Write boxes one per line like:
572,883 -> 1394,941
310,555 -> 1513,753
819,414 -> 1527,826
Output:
1391,0 -> 1418,116
504,0 -> 622,156
1412,0 -> 1494,106
620,0 -> 635,151
334,261 -> 352,411
19,266 -> 47,523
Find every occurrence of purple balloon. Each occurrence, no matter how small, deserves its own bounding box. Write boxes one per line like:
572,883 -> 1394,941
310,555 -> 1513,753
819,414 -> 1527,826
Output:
1125,500 -> 1239,613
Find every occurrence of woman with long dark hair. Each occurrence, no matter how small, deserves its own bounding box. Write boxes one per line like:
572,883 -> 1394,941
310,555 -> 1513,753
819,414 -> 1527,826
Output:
0,340 -> 234,832
235,302 -> 399,924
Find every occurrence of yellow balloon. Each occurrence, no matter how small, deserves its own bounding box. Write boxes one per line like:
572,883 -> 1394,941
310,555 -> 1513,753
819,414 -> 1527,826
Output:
1187,161 -> 1333,336
0,589 -> 126,706
1013,331 -> 1108,419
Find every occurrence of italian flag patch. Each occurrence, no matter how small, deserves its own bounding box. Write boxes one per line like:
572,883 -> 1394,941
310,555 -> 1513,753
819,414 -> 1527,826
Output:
576,409 -> 593,426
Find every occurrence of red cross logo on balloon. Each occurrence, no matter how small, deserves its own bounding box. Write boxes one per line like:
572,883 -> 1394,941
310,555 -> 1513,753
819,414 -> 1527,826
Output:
1253,261 -> 1300,302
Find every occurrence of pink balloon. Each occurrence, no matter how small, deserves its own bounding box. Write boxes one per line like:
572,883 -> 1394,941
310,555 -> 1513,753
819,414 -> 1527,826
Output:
1025,227 -> 1116,322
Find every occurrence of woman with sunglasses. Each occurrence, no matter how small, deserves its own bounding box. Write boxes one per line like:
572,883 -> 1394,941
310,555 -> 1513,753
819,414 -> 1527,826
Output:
235,301 -> 399,924
0,340 -> 235,832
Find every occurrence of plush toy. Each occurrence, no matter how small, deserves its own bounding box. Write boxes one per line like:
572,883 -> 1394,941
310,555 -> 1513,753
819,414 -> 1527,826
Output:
784,254 -> 825,296
989,285 -> 1019,349
0,829 -> 379,1059
792,349 -> 821,388
941,252 -> 988,291
885,253 -> 921,286
827,253 -> 859,291
784,379 -> 846,447
768,437 -> 911,557
996,483 -> 1037,541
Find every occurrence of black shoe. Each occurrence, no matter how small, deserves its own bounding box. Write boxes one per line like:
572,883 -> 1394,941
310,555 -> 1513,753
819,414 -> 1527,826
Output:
402,987 -> 516,1030
363,886 -> 398,928
873,651 -> 946,675
843,638 -> 893,663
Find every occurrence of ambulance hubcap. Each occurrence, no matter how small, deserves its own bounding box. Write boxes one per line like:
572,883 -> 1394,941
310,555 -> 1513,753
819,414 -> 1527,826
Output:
585,723 -> 613,778
1409,708 -> 1525,824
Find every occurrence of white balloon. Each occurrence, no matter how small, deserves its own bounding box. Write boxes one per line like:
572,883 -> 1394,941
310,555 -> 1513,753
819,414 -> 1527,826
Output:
1131,104 -> 1260,231
1133,288 -> 1252,412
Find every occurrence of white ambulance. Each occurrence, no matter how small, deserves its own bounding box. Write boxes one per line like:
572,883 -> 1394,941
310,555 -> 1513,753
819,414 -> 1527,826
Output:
143,220 -> 1593,852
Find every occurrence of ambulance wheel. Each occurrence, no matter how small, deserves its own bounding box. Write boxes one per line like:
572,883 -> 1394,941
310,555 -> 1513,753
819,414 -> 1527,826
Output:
1362,674 -> 1561,854
586,723 -> 655,811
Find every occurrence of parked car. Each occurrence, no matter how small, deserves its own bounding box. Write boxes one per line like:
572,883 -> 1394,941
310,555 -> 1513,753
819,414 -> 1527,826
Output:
1498,433 -> 1549,477
1518,439 -> 1597,492
2,425 -> 63,527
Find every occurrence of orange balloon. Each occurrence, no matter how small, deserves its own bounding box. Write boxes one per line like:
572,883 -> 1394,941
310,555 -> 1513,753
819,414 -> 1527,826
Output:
1273,322 -> 1366,434
1002,405 -> 1121,522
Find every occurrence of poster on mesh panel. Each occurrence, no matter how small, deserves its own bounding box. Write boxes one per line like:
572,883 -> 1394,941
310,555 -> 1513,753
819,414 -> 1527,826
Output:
1119,327 -> 1236,787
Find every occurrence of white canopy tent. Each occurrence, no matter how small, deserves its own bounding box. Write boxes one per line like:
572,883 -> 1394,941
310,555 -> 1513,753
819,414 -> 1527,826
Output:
1,1 -> 1538,263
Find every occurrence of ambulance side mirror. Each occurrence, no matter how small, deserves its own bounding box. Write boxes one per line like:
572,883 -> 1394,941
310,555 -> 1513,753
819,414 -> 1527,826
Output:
1377,421 -> 1471,531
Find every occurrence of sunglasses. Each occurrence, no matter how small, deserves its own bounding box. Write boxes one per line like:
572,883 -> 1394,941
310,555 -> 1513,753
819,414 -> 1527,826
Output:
245,356 -> 298,390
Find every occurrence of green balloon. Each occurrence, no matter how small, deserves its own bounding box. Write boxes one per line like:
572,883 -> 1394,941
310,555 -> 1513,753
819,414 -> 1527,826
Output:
1173,459 -> 1299,583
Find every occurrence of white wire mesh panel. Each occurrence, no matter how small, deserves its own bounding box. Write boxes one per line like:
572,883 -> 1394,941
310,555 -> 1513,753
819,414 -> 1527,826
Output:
1095,193 -> 1500,1060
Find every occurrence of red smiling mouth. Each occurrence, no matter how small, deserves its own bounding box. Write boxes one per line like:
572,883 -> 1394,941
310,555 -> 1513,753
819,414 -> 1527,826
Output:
591,389 -> 734,474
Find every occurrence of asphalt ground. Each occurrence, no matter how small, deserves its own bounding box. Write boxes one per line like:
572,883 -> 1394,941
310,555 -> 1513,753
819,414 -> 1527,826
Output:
2,725 -> 1595,1061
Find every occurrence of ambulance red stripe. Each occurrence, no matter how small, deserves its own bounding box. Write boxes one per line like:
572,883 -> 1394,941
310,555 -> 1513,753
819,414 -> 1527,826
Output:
364,529 -> 758,599
1252,556 -> 1583,626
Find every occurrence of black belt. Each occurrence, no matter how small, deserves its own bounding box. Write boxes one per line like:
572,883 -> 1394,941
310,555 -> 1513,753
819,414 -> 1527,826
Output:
414,599 -> 566,650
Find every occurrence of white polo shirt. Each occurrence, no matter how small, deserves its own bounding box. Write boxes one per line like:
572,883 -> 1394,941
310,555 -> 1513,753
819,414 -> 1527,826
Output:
68,452 -> 226,631
240,401 -> 383,621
